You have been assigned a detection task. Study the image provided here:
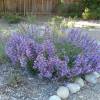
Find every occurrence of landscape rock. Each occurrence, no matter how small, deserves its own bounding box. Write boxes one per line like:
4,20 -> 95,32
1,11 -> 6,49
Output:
67,83 -> 80,94
75,77 -> 84,87
57,86 -> 69,99
85,73 -> 97,84
93,72 -> 100,78
49,95 -> 61,100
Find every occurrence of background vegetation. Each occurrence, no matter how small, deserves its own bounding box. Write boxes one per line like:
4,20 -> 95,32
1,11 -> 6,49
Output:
56,0 -> 100,19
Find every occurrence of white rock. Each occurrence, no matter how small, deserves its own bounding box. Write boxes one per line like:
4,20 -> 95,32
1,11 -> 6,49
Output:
75,77 -> 84,87
57,86 -> 69,99
49,95 -> 61,100
93,72 -> 100,78
85,74 -> 97,84
67,83 -> 80,94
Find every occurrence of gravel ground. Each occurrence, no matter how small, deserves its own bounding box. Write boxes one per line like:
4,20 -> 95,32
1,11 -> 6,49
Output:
0,18 -> 100,41
0,18 -> 100,100
0,63 -> 100,100
0,63 -> 61,100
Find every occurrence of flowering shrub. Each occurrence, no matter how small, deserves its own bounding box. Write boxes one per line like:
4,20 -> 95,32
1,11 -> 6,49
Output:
34,54 -> 70,79
67,29 -> 100,76
5,33 -> 38,66
5,28 -> 100,80
34,40 -> 70,79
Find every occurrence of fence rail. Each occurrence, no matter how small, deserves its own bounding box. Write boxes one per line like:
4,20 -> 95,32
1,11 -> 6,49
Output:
0,0 -> 60,15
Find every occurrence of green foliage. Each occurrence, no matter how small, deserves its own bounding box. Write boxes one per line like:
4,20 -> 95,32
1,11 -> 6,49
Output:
0,32 -> 11,64
60,0 -> 64,3
55,42 -> 82,59
82,8 -> 100,20
48,16 -> 75,41
81,0 -> 100,19
49,16 -> 75,28
55,42 -> 82,68
56,2 -> 82,17
82,8 -> 92,20
55,0 -> 100,19
3,14 -> 22,24
0,42 -> 5,62
27,60 -> 38,75
26,15 -> 36,23
48,16 -> 67,33
7,70 -> 24,87
0,37 -> 8,64
81,0 -> 100,9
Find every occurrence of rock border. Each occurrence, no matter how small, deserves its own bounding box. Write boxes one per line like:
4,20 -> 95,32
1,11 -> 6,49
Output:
49,72 -> 100,100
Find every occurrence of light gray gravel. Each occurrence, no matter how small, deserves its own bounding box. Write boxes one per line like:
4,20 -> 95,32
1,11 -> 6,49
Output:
0,63 -> 100,100
68,82 -> 100,100
0,63 -> 61,100
0,18 -> 100,41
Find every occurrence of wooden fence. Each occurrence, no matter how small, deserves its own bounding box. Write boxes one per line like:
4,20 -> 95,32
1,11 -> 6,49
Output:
0,0 -> 60,15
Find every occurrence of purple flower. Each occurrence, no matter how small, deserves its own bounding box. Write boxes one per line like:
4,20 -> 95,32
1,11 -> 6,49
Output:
42,39 -> 56,57
34,54 -> 53,78
5,28 -> 100,80
5,33 -> 38,65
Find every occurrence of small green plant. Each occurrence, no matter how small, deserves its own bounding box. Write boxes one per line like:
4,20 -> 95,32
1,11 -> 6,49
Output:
55,42 -> 82,68
82,7 -> 100,20
0,35 -> 8,64
82,8 -> 90,19
8,70 -> 24,88
0,42 -> 5,63
48,16 -> 75,41
26,15 -> 36,23
3,14 -> 22,24
82,8 -> 93,20
81,0 -> 100,19
48,16 -> 75,28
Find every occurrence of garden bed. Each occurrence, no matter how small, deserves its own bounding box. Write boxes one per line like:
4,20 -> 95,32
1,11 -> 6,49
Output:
0,63 -> 100,100
0,16 -> 100,100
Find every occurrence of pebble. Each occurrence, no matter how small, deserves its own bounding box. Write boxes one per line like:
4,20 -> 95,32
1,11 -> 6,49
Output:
49,95 -> 61,100
67,83 -> 80,94
92,72 -> 100,78
85,73 -> 97,84
57,86 -> 69,99
75,77 -> 84,87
